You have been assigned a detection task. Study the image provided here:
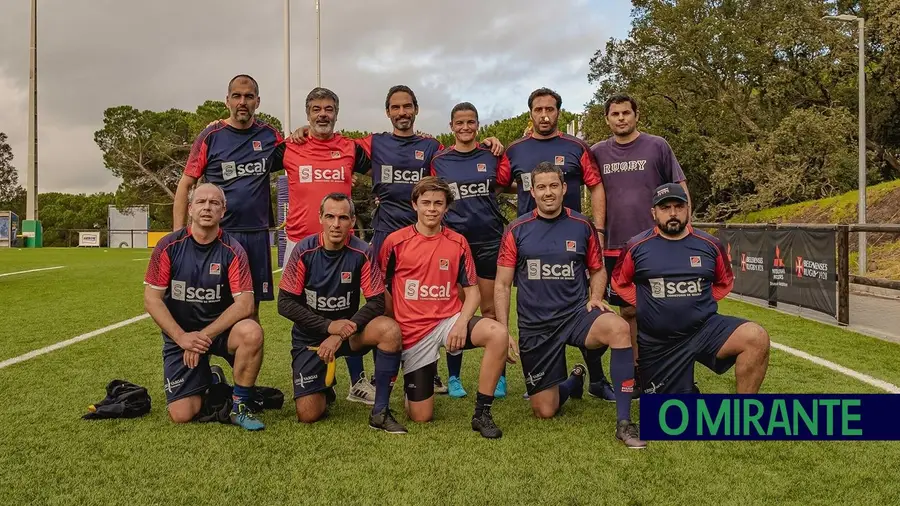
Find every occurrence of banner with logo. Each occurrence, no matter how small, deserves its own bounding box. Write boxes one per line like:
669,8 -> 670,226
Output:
78,231 -> 101,247
784,229 -> 836,316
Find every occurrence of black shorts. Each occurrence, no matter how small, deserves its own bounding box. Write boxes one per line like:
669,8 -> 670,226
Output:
291,340 -> 373,399
603,254 -> 630,308
162,331 -> 233,404
637,314 -> 747,394
469,240 -> 500,280
229,230 -> 274,302
367,230 -> 392,268
519,308 -> 609,396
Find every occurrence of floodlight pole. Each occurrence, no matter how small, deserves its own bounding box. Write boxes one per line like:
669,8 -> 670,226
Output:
283,0 -> 291,135
26,0 -> 38,220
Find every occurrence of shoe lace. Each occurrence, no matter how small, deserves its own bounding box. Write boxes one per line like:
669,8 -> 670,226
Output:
622,422 -> 640,439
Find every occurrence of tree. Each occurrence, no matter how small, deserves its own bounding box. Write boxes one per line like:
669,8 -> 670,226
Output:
0,132 -> 22,206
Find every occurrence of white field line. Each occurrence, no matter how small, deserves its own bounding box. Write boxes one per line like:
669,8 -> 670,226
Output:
0,266 -> 65,277
769,341 -> 900,393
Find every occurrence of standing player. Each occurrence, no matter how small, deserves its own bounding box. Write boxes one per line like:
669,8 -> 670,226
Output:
505,87 -> 614,400
144,183 -> 266,430
278,193 -> 406,433
266,87 -> 374,404
430,102 -> 512,399
291,85 -> 503,393
591,94 -> 690,394
174,74 -> 283,313
495,163 -> 644,448
378,177 -> 511,439
612,184 -> 770,394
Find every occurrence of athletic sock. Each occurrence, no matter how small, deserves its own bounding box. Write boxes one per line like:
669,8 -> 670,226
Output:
447,352 -> 463,378
581,346 -> 608,383
474,392 -> 494,418
610,347 -> 636,422
373,349 -> 401,413
557,374 -> 580,408
232,383 -> 252,412
346,355 -> 365,384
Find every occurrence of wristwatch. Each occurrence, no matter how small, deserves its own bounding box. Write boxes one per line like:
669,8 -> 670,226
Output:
596,227 -> 606,235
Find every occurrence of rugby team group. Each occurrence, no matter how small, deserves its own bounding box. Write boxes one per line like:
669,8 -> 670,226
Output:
142,74 -> 773,449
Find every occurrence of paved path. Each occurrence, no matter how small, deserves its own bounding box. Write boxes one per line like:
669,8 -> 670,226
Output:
730,290 -> 900,344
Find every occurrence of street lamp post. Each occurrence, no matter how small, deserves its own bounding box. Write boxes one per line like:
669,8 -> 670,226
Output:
26,0 -> 37,221
283,0 -> 291,135
315,0 -> 321,87
823,14 -> 867,275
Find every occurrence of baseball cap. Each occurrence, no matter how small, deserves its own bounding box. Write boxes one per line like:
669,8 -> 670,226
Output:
651,183 -> 688,207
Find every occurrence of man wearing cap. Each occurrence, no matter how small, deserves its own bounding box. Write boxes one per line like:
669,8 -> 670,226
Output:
610,183 -> 771,394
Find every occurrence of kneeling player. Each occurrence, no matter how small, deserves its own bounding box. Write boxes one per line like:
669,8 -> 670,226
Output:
144,183 -> 266,430
612,183 -> 770,395
495,163 -> 644,448
278,193 -> 406,433
378,177 -> 510,439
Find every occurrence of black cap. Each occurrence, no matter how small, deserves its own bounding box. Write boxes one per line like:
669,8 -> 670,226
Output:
651,183 -> 688,206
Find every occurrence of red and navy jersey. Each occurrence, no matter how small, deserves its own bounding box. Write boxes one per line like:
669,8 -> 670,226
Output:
357,133 -> 444,233
144,228 -> 253,334
611,226 -> 734,341
498,209 -> 603,337
184,120 -> 283,231
430,146 -> 512,245
279,233 -> 383,345
267,134 -> 370,242
378,225 -> 476,349
505,132 -> 602,217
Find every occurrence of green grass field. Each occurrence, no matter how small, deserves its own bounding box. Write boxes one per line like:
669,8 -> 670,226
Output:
2,248 -> 899,505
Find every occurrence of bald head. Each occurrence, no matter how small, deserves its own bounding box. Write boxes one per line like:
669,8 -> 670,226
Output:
188,183 -> 227,230
190,183 -> 226,205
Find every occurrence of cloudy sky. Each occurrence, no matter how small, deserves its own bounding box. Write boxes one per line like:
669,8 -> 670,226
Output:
0,0 -> 631,194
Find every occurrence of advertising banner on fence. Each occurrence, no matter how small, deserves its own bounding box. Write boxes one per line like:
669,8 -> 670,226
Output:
78,231 -> 101,247
788,230 -> 836,316
736,229 -> 769,300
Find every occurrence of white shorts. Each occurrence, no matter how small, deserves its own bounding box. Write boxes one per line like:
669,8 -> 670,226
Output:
402,313 -> 462,374
284,238 -> 299,265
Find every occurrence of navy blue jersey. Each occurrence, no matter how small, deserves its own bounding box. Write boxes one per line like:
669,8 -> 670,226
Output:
278,233 -> 384,345
144,228 -> 254,334
505,132 -> 602,217
611,226 -> 734,342
430,146 -> 512,245
185,120 -> 283,231
357,133 -> 444,233
498,208 -> 604,337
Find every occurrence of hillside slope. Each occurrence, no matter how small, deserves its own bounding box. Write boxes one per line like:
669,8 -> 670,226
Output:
734,180 -> 900,280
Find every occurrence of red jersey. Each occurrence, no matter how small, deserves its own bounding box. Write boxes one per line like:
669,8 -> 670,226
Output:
267,134 -> 370,242
378,225 -> 477,349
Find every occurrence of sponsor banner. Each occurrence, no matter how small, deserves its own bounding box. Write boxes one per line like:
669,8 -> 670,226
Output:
788,229 -> 836,317
640,394 -> 898,441
78,231 -> 101,247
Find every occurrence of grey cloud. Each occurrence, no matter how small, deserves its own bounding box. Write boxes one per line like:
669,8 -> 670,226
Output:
0,0 -> 628,193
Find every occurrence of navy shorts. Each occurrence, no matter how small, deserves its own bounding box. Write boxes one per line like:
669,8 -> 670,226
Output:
291,340 -> 373,399
637,314 -> 747,394
603,255 -> 630,308
469,240 -> 500,280
162,332 -> 233,404
519,308 -> 609,396
229,230 -> 273,302
367,230 -> 392,267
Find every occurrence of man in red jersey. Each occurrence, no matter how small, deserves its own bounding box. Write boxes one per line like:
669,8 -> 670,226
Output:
377,176 -> 513,439
266,87 -> 375,405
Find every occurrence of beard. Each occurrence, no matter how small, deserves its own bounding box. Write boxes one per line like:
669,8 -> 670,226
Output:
659,218 -> 687,236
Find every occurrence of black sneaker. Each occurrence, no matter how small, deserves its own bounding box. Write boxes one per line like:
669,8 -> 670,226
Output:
471,410 -> 503,439
692,383 -> 701,394
210,365 -> 227,386
434,374 -> 448,394
588,378 -> 616,402
369,408 -> 408,434
569,364 -> 587,399
325,386 -> 337,406
616,420 -> 647,449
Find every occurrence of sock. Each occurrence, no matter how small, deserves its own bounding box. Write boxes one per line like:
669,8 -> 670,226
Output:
373,349 -> 401,413
558,373 -> 581,408
581,346 -> 608,384
346,355 -> 365,384
232,383 -> 252,412
610,347 -> 636,422
447,352 -> 463,379
474,392 -> 494,418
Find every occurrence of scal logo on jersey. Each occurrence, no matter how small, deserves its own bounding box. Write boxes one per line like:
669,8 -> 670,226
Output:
415,150 -> 425,160
221,159 -> 267,181
341,271 -> 352,284
520,173 -> 533,191
476,163 -> 487,172
525,259 -> 576,280
439,259 -> 449,271
252,140 -> 262,151
331,150 -> 341,159
566,240 -> 576,252
170,280 -> 223,303
648,277 -> 703,298
403,279 -> 451,300
380,165 -> 422,184
554,155 -> 565,165
209,263 -> 221,275
448,180 -> 490,199
690,256 -> 701,268
304,289 -> 352,311
299,165 -> 346,183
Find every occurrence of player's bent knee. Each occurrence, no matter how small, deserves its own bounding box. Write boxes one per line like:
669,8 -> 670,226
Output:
406,403 -> 434,423
532,403 -> 557,419
620,306 -> 637,320
168,399 -> 200,424
746,323 -> 771,351
295,395 -> 326,423
234,319 -> 264,350
374,317 -> 403,352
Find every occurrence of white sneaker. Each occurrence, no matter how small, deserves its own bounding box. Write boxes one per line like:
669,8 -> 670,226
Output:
347,372 -> 376,405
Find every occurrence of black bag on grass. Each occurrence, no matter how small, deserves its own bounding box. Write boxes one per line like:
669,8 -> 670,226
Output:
83,380 -> 151,420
